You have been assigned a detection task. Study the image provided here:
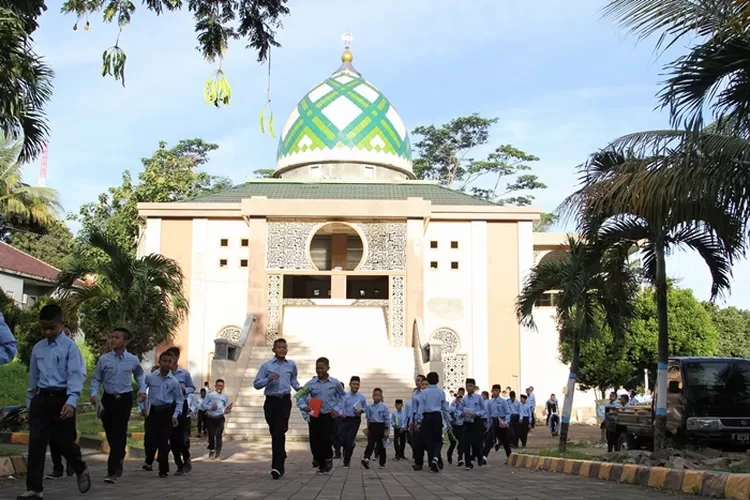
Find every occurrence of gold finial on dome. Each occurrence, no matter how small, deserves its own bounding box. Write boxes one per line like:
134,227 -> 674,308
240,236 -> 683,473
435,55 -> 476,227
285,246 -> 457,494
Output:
341,32 -> 353,63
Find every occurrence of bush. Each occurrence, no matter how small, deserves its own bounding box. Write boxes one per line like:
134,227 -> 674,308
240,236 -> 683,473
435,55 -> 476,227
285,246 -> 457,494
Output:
0,361 -> 29,406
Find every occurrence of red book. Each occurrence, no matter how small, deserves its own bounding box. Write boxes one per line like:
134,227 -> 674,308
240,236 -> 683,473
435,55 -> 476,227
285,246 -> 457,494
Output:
309,398 -> 323,418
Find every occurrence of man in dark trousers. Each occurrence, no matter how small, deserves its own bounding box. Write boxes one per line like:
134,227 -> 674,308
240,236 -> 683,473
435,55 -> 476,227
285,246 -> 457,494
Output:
253,338 -> 301,480
46,325 -> 77,480
18,305 -> 91,499
165,347 -> 195,475
415,372 -> 448,473
90,327 -> 146,483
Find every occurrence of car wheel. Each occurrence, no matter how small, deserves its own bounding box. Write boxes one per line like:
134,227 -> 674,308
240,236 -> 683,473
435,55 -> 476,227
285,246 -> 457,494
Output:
617,432 -> 632,451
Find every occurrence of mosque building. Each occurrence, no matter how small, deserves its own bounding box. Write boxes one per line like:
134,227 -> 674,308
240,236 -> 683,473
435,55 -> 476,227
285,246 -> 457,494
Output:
137,41 -> 595,436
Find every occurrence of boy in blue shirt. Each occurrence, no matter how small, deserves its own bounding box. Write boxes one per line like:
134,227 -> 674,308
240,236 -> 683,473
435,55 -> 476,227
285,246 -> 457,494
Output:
447,391 -> 464,466
201,378 -> 232,459
337,376 -> 367,467
457,378 -> 486,469
415,372 -> 447,473
361,388 -> 390,469
519,394 -> 532,447
391,399 -> 407,460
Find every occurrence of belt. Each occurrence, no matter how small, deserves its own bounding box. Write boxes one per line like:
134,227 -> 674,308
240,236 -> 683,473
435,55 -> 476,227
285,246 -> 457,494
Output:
265,393 -> 290,399
104,392 -> 132,400
345,416 -> 361,420
36,387 -> 66,396
150,403 -> 176,412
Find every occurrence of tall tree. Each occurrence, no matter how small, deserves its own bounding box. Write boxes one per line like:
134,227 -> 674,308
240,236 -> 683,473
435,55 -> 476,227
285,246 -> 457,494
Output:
7,220 -> 74,269
562,149 -> 744,450
0,137 -> 60,239
58,228 -> 189,358
412,114 -> 546,206
517,236 -> 638,451
705,303 -> 750,359
75,138 -> 231,258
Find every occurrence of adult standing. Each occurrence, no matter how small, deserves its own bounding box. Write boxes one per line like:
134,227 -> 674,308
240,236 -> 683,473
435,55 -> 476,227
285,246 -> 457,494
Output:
0,312 -> 17,366
253,338 -> 300,480
90,328 -> 146,484
18,305 -> 91,499
46,325 -> 78,480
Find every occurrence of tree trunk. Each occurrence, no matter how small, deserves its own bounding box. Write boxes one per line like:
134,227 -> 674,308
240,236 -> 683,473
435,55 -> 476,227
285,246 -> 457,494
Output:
559,333 -> 580,452
654,244 -> 669,451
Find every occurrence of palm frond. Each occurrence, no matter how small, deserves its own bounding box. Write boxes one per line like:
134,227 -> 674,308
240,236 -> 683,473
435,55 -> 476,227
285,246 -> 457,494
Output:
667,223 -> 734,299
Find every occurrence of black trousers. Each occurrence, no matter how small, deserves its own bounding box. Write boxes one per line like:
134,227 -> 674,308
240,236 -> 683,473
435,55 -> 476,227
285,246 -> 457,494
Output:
447,424 -> 463,461
101,392 -> 132,476
332,418 -> 342,455
170,401 -> 190,468
530,409 -> 536,428
420,412 -> 443,464
494,420 -> 512,457
263,394 -> 292,473
462,419 -> 483,466
510,414 -> 521,446
27,391 -> 86,493
145,406 -> 174,475
394,428 -> 407,458
411,427 -> 425,466
50,429 -> 76,475
206,415 -> 225,455
481,418 -> 494,457
197,410 -> 207,435
309,412 -> 335,466
364,422 -> 386,466
606,430 -> 618,452
339,417 -> 361,465
519,417 -> 530,447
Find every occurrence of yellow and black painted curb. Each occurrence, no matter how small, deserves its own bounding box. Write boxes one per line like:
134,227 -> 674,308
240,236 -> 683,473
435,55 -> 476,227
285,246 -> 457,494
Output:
509,453 -> 750,499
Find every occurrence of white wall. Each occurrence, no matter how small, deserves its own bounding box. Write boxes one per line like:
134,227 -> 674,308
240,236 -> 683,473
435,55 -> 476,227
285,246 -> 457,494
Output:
140,218 -> 161,371
187,219 -> 249,386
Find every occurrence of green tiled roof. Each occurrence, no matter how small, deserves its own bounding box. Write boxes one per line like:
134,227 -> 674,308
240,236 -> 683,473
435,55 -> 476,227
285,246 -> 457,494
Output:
182,181 -> 497,206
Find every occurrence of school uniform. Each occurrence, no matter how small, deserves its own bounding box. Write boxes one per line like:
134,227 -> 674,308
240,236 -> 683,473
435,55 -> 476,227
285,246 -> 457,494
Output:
481,398 -> 493,458
519,400 -> 532,447
336,390 -> 367,467
457,392 -> 486,468
196,394 -> 207,436
0,312 -> 17,366
406,389 -> 426,468
416,384 -> 448,471
546,398 -> 559,435
296,376 -> 345,472
170,367 -> 195,472
446,400 -> 464,464
90,349 -> 145,479
390,408 -> 407,459
253,357 -> 300,475
491,396 -> 512,457
142,371 -> 183,476
603,401 -> 622,452
362,401 -> 390,468
23,332 -> 89,497
201,390 -> 230,458
507,398 -> 522,447
527,391 -> 537,428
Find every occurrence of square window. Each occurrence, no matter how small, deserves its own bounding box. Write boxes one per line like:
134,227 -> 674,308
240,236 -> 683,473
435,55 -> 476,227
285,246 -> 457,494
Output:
220,238 -> 228,247
219,259 -> 228,268
240,259 -> 248,268
430,261 -> 439,270
450,261 -> 459,270
241,239 -> 249,247
430,241 -> 438,249
451,241 -> 459,249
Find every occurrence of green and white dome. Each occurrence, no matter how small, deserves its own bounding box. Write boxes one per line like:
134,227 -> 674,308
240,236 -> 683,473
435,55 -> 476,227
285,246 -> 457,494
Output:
275,50 -> 413,178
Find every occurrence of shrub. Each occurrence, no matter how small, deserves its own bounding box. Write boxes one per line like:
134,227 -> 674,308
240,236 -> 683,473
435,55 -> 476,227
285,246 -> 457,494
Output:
0,361 -> 29,406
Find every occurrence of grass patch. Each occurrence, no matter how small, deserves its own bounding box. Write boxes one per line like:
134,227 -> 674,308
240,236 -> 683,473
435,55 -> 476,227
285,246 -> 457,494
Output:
0,362 -> 28,407
522,447 -> 598,461
0,446 -> 19,457
726,461 -> 750,474
76,411 -> 145,437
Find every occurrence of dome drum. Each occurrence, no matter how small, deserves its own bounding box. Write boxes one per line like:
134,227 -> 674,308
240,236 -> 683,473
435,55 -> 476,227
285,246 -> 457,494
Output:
275,161 -> 412,181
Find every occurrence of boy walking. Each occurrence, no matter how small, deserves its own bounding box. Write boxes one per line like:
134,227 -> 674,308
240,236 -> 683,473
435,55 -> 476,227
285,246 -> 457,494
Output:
90,327 -> 146,483
391,399 -> 407,460
143,351 -> 184,478
202,378 -> 232,459
254,338 -> 301,480
196,388 -> 207,437
45,325 -> 78,481
458,378 -> 485,470
415,372 -> 447,473
165,347 -> 195,475
507,390 -> 522,447
361,388 -> 390,470
298,357 -> 345,474
19,305 -> 91,499
447,392 -> 464,466
519,394 -> 532,447
337,376 -> 367,467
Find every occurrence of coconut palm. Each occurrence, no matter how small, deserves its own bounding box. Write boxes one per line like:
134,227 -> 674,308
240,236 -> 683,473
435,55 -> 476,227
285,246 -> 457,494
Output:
56,228 -> 189,358
0,137 -> 59,234
517,235 -> 639,452
561,149 -> 745,450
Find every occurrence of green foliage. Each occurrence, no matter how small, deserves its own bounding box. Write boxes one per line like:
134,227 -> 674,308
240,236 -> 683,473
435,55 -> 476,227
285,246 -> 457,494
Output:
0,361 -> 28,406
704,303 -> 750,359
73,139 -> 231,262
7,220 -> 75,269
253,168 -> 275,179
412,114 -> 546,206
59,228 -> 189,359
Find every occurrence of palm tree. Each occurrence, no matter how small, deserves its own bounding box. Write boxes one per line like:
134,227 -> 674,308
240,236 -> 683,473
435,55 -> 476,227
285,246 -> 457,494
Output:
56,228 -> 189,358
0,137 -> 60,234
517,236 -> 639,452
561,150 -> 745,450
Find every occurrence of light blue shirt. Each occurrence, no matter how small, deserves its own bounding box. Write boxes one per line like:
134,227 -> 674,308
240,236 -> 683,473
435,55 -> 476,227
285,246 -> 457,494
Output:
253,357 -> 301,396
0,313 -> 17,365
489,396 -> 509,422
458,392 -> 486,420
602,401 -> 621,423
296,376 -> 345,415
391,408 -> 406,428
90,349 -> 145,396
27,332 -> 85,408
365,401 -> 390,429
337,391 -> 367,417
404,389 -> 421,426
171,367 -> 196,395
415,384 -> 448,423
527,392 -> 537,409
201,390 -> 230,418
520,400 -> 533,419
507,398 -> 522,416
449,400 -> 464,425
144,371 -> 184,419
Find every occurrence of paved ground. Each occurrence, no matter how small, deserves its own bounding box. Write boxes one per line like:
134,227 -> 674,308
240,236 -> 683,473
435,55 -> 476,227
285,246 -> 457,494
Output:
0,440 -> 690,500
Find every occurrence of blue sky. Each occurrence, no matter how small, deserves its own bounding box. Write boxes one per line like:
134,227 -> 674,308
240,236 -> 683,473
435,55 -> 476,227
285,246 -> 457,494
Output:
24,0 -> 750,308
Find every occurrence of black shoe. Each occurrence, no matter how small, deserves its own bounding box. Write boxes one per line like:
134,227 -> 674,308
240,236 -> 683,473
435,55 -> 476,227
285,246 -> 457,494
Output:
66,465 -> 75,477
494,443 -> 501,452
447,455 -> 453,464
438,459 -> 444,470
412,464 -> 423,471
361,458 -> 370,469
465,463 -> 473,470
174,468 -> 185,476
142,464 -> 153,471
45,471 -> 64,480
429,459 -> 439,473
334,452 -> 342,459
104,475 -> 117,484
159,473 -> 168,479
208,450 -> 215,459
271,469 -> 281,480
183,461 -> 192,474
77,468 -> 91,494
15,491 -> 43,499
325,460 -> 333,472
115,463 -> 123,478
312,460 -> 319,468
457,460 -> 464,467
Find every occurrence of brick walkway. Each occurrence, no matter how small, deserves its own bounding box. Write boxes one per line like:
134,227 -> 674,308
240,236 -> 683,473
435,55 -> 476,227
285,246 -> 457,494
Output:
0,442 -> 689,500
